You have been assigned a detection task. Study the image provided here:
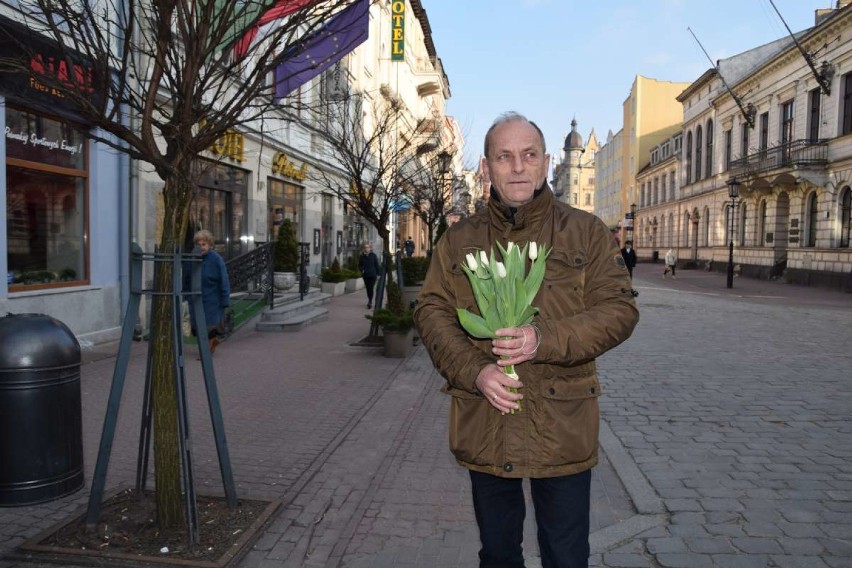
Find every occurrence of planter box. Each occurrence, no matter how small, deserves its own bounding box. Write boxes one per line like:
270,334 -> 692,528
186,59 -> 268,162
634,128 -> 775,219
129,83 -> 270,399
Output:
321,281 -> 346,296
382,328 -> 414,358
274,272 -> 296,291
401,285 -> 421,310
345,278 -> 364,292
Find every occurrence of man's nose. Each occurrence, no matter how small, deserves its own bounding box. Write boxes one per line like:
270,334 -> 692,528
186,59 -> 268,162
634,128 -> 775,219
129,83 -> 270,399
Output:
511,154 -> 524,173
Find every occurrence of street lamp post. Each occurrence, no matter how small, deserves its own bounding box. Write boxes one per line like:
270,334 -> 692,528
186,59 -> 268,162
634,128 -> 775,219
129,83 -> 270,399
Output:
726,177 -> 740,289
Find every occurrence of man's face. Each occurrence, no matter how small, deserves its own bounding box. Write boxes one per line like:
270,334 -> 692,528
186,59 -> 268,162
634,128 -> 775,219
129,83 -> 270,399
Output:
482,119 -> 550,208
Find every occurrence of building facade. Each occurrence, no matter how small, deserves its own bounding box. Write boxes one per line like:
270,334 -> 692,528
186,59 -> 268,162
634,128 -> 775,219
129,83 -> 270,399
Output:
552,119 -> 599,214
639,3 -> 852,290
0,13 -> 126,344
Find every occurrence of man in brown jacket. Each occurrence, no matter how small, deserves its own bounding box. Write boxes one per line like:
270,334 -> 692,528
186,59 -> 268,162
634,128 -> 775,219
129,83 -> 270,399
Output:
414,112 -> 639,567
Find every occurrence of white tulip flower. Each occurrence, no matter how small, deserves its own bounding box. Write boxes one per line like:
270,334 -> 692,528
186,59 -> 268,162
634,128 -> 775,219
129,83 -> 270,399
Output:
529,242 -> 538,261
465,252 -> 478,271
479,250 -> 489,267
496,262 -> 507,278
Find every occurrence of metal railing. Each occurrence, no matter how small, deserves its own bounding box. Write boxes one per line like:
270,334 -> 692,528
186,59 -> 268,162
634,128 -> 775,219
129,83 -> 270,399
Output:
225,242 -> 274,320
729,139 -> 828,178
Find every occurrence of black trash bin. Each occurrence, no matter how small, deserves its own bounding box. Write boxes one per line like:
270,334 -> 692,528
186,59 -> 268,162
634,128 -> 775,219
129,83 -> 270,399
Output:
0,313 -> 84,506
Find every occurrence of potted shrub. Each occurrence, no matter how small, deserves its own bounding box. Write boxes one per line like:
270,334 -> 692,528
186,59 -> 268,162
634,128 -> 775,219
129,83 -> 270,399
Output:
400,256 -> 430,309
367,279 -> 415,357
343,255 -> 364,292
320,257 -> 347,296
273,219 -> 299,290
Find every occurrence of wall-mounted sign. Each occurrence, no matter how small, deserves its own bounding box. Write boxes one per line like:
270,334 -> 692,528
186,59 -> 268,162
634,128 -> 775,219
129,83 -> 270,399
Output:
209,129 -> 245,163
391,1 -> 405,61
272,152 -> 309,181
0,18 -> 102,118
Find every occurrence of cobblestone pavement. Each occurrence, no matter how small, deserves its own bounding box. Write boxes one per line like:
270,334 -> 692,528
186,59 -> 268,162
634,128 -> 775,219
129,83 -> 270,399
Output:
594,264 -> 852,567
0,264 -> 850,567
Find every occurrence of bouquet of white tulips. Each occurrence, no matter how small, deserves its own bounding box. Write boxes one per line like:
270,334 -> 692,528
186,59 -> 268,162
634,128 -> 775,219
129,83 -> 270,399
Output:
457,241 -> 550,411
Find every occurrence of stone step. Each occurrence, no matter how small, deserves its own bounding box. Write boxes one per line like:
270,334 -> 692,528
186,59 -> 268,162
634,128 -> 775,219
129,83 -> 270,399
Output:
255,307 -> 329,332
255,288 -> 331,331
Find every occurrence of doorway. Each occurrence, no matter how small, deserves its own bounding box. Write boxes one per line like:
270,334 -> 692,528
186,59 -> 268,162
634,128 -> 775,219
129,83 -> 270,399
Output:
191,161 -> 248,259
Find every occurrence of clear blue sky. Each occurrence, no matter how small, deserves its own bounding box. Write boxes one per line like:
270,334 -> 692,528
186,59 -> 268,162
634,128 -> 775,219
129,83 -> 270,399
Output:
424,0 -> 834,169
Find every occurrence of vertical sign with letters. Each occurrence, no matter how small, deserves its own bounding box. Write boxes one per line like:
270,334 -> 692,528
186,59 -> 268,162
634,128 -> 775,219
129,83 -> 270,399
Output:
391,1 -> 405,61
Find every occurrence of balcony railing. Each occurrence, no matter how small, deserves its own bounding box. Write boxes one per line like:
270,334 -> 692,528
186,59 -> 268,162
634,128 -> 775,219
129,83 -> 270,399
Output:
729,139 -> 828,178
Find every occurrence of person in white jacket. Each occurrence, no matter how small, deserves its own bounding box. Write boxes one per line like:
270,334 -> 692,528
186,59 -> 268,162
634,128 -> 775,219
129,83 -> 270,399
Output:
663,249 -> 677,278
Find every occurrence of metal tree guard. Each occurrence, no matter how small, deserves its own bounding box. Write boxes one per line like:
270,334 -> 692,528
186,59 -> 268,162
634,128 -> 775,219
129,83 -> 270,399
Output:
85,244 -> 237,544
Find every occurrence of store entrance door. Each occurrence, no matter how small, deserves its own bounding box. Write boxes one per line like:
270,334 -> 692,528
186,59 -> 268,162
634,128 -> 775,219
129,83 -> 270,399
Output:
191,161 -> 248,260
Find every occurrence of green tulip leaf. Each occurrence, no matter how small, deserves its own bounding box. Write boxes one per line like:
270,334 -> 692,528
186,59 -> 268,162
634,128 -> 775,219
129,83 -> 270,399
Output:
457,308 -> 495,339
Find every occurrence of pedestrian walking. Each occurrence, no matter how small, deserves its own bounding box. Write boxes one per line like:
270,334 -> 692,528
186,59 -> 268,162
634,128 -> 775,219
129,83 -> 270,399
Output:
404,236 -> 415,258
359,242 -> 381,309
186,230 -> 230,356
620,240 -> 637,279
414,111 -> 639,567
663,248 -> 677,279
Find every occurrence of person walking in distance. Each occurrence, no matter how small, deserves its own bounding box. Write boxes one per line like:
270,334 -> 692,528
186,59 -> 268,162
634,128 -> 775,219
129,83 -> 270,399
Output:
663,248 -> 677,279
359,242 -> 381,309
620,239 -> 637,279
187,230 -> 230,356
404,236 -> 415,258
415,111 -> 639,567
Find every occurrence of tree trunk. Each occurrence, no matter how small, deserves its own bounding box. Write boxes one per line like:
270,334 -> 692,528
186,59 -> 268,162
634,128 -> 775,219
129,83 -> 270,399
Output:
150,174 -> 194,529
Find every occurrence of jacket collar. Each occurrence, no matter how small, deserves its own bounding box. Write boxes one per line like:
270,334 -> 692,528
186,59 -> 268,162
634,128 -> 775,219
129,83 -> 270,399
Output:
488,182 -> 554,231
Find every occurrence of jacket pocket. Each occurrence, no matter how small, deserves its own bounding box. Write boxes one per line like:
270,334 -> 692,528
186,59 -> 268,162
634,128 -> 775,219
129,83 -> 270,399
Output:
531,374 -> 600,467
443,383 -> 497,466
543,250 -> 588,282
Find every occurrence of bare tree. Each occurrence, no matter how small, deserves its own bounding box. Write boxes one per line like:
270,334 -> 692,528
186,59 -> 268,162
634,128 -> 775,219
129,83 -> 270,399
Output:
406,150 -> 456,253
310,88 -> 422,264
0,0 -> 358,529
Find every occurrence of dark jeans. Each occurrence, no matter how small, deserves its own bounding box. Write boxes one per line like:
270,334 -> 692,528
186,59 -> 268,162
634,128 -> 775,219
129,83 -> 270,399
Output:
363,276 -> 377,303
469,469 -> 591,568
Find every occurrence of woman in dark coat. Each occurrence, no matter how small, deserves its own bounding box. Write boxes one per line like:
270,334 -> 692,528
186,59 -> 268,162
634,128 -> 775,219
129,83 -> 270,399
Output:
358,242 -> 381,309
189,230 -> 231,354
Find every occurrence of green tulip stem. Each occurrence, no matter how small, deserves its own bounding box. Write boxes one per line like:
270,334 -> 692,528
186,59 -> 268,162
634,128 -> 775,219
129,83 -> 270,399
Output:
501,359 -> 520,414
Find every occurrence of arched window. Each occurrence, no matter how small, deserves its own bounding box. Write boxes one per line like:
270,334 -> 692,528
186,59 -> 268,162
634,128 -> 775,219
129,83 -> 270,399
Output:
685,132 -> 693,184
758,200 -> 767,246
841,187 -> 851,248
705,120 -> 714,177
661,174 -> 667,202
703,206 -> 710,246
806,192 -> 818,247
738,203 -> 747,246
695,126 -> 703,181
660,216 -> 666,247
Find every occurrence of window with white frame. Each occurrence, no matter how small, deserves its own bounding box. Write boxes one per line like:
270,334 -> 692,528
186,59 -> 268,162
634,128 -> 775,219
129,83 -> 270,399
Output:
695,126 -> 703,181
705,120 -> 713,178
808,88 -> 821,142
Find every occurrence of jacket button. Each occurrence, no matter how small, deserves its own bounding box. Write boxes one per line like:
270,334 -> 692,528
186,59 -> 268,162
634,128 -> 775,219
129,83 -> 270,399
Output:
548,387 -> 556,395
503,462 -> 513,473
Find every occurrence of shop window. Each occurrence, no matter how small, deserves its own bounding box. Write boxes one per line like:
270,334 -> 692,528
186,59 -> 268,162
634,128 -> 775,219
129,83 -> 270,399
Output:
806,192 -> 818,247
840,187 -> 851,248
739,203 -> 747,246
268,178 -> 302,242
6,108 -> 88,290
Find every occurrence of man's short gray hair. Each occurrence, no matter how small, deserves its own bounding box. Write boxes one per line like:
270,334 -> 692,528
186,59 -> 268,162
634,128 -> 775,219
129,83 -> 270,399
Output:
483,111 -> 547,158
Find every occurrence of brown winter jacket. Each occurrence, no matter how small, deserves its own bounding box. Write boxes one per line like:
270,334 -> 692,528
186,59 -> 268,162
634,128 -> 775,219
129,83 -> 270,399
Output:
414,185 -> 639,478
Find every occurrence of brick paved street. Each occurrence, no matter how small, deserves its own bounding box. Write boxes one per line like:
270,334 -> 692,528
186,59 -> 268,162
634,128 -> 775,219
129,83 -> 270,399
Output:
1,263 -> 850,567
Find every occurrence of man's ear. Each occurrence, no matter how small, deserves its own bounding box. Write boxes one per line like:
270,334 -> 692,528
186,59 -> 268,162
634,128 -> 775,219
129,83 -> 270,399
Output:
480,156 -> 490,183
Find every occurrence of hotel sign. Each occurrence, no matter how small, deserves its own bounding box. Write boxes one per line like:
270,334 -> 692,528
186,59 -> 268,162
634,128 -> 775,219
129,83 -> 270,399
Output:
209,129 -> 245,163
391,1 -> 405,61
272,152 -> 308,181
